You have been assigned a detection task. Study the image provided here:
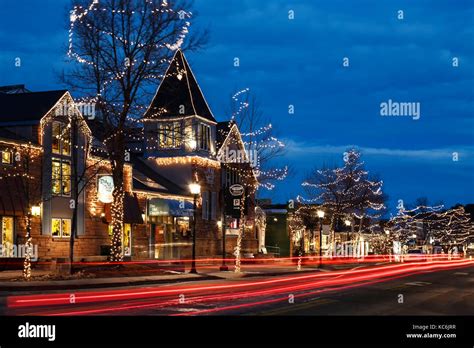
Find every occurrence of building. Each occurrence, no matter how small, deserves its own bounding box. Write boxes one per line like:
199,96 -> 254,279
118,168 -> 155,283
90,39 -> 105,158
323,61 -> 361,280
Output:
0,50 -> 259,266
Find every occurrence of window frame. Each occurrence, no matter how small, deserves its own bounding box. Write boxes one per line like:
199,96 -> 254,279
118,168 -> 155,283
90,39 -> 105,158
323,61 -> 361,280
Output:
1,216 -> 15,249
51,218 -> 72,238
198,123 -> 211,151
52,121 -> 71,157
158,121 -> 182,149
1,151 -> 13,165
52,158 -> 72,196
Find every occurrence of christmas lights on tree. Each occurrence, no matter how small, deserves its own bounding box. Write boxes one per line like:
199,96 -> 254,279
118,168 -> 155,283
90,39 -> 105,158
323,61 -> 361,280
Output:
302,149 -> 386,252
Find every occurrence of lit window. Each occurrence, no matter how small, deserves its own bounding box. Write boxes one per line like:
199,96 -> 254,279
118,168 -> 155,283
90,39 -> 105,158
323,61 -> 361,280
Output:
158,122 -> 182,148
52,159 -> 71,196
198,123 -> 210,151
1,217 -> 14,255
52,122 -> 71,156
123,224 -> 131,256
1,151 -> 12,164
52,218 -> 71,238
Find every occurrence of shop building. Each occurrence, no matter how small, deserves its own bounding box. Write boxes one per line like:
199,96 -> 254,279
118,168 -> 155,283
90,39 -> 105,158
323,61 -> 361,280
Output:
0,50 -> 259,264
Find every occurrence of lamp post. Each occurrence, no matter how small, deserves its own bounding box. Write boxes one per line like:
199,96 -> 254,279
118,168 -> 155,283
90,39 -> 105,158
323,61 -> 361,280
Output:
317,210 -> 325,267
189,182 -> 201,274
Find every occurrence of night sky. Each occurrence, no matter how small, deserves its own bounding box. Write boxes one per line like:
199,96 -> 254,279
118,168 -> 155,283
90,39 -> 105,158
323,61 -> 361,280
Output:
0,0 -> 473,213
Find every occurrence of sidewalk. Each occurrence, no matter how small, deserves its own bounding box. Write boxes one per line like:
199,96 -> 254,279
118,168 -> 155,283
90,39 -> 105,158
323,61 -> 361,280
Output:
0,262 -> 379,292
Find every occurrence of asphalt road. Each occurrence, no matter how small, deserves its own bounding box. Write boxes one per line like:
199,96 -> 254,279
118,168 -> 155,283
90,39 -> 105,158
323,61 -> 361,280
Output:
3,261 -> 473,316
249,265 -> 474,316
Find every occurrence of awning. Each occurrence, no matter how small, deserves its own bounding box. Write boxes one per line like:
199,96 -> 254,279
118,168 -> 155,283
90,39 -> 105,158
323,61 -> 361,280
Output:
105,192 -> 144,224
148,198 -> 193,217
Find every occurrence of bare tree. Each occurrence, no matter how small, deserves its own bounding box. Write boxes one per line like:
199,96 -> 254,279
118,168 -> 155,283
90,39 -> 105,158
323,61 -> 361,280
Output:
63,0 -> 207,260
229,89 -> 288,194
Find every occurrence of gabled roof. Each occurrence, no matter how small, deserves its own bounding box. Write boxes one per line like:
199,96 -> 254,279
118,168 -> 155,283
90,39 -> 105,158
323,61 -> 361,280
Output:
216,120 -> 235,149
144,50 -> 216,122
0,90 -> 68,124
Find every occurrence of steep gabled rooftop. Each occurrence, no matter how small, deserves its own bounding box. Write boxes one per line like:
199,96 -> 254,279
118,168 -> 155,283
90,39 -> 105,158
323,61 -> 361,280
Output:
0,90 -> 67,124
144,50 -> 216,122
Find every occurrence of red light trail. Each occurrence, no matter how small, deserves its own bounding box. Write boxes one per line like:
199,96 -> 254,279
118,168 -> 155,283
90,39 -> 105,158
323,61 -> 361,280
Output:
6,258 -> 473,316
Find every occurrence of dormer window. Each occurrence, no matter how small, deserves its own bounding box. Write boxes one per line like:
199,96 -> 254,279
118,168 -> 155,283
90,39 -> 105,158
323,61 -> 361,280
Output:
1,151 -> 12,165
198,123 -> 211,151
158,122 -> 182,149
52,121 -> 71,156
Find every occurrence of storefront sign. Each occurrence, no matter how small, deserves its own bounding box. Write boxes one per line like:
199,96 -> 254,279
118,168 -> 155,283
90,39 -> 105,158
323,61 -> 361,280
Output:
229,184 -> 244,196
98,175 -> 114,203
148,198 -> 193,217
225,185 -> 246,218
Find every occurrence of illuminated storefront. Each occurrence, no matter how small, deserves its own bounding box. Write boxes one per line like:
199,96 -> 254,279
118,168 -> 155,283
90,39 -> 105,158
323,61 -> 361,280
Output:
147,198 -> 193,259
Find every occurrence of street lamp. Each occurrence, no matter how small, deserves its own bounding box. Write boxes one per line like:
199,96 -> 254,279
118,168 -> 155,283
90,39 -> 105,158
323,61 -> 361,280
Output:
189,182 -> 201,274
344,219 -> 351,242
317,210 -> 325,267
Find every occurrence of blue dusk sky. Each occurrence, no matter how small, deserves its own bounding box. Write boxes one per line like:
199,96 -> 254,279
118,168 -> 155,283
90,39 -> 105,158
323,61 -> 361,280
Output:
0,0 -> 473,213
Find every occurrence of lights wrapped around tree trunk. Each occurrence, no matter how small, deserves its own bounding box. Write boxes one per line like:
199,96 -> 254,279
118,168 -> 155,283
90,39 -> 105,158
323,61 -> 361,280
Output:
23,214 -> 33,280
234,196 -> 246,273
297,250 -> 302,271
110,190 -> 125,262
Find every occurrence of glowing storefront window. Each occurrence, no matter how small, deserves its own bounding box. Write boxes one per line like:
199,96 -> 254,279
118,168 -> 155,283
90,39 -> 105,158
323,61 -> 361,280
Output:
1,217 -> 14,256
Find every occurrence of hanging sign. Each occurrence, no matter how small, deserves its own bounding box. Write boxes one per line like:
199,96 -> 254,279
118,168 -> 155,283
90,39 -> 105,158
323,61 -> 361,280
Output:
229,184 -> 244,196
98,175 -> 114,203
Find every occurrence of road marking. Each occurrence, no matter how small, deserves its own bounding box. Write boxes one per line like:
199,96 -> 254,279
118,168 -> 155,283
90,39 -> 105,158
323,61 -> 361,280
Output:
453,272 -> 469,276
404,281 -> 431,286
259,297 -> 337,316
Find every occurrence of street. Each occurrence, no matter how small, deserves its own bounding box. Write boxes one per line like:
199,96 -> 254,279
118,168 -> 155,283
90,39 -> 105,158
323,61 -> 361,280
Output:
3,259 -> 473,316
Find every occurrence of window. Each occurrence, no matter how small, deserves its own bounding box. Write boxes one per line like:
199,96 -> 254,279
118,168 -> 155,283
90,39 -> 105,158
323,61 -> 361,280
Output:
1,217 -> 14,255
52,121 -> 71,156
211,192 -> 217,220
201,191 -> 217,221
158,122 -> 182,148
52,218 -> 71,238
123,224 -> 132,256
198,123 -> 211,151
225,168 -> 240,186
52,158 -> 71,196
1,151 -> 12,164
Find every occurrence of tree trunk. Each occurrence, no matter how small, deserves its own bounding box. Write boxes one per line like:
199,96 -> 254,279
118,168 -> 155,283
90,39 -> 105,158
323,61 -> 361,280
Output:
109,133 -> 126,262
234,196 -> 245,273
69,116 -> 79,273
23,214 -> 33,280
110,171 -> 125,262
